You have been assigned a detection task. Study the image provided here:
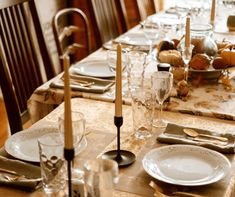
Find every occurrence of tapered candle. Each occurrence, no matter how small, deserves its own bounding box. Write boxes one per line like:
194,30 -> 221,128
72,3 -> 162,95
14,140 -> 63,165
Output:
115,44 -> 122,117
185,16 -> 190,48
210,0 -> 215,26
63,54 -> 73,149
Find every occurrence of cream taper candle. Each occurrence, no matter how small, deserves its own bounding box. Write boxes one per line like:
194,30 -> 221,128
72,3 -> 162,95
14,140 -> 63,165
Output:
210,0 -> 215,26
115,44 -> 122,117
63,54 -> 73,149
185,16 -> 190,48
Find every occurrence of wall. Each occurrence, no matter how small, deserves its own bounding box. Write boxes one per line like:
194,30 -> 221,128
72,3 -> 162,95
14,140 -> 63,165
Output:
35,0 -> 67,75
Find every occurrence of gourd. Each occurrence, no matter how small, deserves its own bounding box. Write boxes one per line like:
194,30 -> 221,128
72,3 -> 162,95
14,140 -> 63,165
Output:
220,45 -> 235,67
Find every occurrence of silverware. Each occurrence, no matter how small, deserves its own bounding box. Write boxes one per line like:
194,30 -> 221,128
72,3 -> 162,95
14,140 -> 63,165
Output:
150,181 -> 206,197
0,168 -> 21,176
183,128 -> 228,142
61,76 -> 95,87
0,168 -> 26,181
4,175 -> 25,182
70,79 -> 95,87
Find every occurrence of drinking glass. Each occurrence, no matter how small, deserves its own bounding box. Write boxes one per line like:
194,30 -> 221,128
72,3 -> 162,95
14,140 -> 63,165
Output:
131,87 -> 155,139
83,159 -> 119,197
151,71 -> 173,127
38,132 -> 66,194
106,49 -> 128,72
143,18 -> 161,61
127,50 -> 147,94
107,49 -> 128,96
58,111 -> 86,155
181,46 -> 193,81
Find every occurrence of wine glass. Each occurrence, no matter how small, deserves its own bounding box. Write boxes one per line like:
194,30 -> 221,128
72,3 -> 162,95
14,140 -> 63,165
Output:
151,71 -> 173,127
58,110 -> 86,154
181,46 -> 193,82
107,49 -> 128,96
143,18 -> 161,61
107,49 -> 128,72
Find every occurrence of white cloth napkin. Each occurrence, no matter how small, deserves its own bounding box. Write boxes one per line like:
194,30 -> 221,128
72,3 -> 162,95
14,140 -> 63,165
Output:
157,123 -> 235,153
0,156 -> 41,190
50,74 -> 115,93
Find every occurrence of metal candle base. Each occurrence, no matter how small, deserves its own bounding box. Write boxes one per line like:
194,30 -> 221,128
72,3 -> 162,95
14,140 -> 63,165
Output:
64,148 -> 75,197
102,116 -> 136,167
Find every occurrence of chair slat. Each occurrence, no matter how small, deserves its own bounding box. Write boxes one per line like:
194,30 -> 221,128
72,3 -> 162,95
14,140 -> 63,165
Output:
0,0 -> 55,134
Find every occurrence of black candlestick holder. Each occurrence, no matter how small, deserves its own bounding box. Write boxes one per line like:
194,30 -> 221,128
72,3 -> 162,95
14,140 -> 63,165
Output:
64,148 -> 75,197
102,116 -> 136,167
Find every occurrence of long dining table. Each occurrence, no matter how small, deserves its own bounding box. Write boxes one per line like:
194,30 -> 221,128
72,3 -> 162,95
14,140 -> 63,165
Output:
28,7 -> 235,124
1,97 -> 235,197
1,3 -> 235,197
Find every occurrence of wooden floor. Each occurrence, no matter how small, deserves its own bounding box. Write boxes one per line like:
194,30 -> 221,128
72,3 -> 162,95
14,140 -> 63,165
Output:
0,97 -> 32,148
0,97 -> 9,148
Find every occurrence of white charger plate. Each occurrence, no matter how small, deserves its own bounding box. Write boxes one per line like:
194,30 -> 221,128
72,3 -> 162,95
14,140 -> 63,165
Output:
142,144 -> 231,186
115,32 -> 149,46
72,60 -> 115,78
5,126 -> 87,162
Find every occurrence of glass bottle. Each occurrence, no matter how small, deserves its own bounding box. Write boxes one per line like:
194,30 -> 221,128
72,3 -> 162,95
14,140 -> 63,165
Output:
178,23 -> 218,57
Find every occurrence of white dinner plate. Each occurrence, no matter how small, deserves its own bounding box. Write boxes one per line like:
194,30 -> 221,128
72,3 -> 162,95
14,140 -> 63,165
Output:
115,32 -> 150,46
72,60 -> 115,78
5,126 -> 87,162
142,144 -> 231,186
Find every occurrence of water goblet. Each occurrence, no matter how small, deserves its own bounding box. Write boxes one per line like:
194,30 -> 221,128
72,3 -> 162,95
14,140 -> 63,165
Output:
127,50 -> 147,94
143,18 -> 161,61
58,110 -> 86,155
83,159 -> 119,197
181,46 -> 193,82
151,71 -> 173,128
107,49 -> 128,96
106,49 -> 128,72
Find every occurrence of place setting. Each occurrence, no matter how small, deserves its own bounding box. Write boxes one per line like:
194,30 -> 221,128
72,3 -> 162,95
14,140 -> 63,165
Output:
50,58 -> 116,93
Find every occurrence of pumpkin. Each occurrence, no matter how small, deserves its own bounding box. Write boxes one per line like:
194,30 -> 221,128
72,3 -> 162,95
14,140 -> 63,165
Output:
220,45 -> 235,67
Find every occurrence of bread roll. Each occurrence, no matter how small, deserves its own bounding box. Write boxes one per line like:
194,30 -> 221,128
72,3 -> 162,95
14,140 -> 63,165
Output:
212,56 -> 228,69
189,54 -> 211,70
158,50 -> 184,67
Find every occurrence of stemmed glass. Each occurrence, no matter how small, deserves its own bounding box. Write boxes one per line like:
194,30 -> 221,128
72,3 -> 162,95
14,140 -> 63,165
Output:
151,71 -> 173,127
107,49 -> 128,96
58,110 -> 86,155
143,18 -> 161,61
181,46 -> 193,82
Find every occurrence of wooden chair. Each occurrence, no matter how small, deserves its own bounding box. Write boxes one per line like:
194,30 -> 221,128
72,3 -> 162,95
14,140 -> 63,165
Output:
118,0 -> 157,29
137,0 -> 157,20
0,0 -> 55,135
52,8 -> 91,68
119,0 -> 142,29
88,0 -> 127,46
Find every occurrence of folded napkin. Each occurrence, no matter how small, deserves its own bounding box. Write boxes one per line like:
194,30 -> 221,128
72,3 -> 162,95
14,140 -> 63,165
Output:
50,74 -> 115,93
0,156 -> 41,191
157,123 -> 235,153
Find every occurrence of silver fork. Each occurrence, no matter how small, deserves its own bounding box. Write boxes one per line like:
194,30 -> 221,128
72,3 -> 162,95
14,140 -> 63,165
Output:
4,175 -> 25,182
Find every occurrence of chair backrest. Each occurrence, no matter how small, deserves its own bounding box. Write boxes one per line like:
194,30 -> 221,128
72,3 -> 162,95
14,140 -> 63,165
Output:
118,0 -> 157,29
0,0 -> 55,134
119,0 -> 142,29
137,0 -> 156,20
52,8 -> 91,68
88,0 -> 127,45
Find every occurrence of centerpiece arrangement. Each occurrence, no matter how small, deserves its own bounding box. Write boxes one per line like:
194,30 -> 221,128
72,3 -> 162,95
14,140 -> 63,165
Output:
156,20 -> 235,97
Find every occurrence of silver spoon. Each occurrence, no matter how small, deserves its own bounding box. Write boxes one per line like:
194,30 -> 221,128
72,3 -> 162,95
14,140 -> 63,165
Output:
183,128 -> 228,142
